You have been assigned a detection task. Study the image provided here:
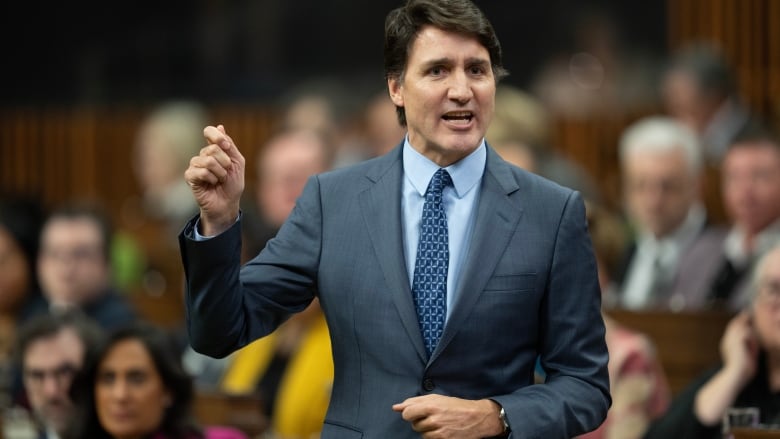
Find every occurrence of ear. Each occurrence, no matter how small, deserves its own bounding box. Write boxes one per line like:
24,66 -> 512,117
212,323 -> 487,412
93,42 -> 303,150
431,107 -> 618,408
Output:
388,77 -> 404,108
163,391 -> 173,408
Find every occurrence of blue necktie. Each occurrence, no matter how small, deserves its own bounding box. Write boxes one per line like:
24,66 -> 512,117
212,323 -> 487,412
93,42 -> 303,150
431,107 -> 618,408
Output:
412,168 -> 452,357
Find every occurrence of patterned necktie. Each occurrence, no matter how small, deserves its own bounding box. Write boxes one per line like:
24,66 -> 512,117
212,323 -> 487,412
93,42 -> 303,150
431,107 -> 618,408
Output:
412,168 -> 452,357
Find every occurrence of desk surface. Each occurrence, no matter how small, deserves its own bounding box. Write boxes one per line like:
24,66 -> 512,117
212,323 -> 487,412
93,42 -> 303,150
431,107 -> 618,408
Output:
732,427 -> 780,439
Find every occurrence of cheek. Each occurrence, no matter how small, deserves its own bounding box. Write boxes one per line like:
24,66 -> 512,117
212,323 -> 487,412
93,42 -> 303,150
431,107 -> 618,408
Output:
138,389 -> 168,430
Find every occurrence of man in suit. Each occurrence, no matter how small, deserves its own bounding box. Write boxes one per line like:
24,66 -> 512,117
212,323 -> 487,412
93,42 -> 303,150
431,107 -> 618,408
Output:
15,311 -> 103,439
37,203 -> 137,330
612,116 -> 726,311
179,0 -> 610,437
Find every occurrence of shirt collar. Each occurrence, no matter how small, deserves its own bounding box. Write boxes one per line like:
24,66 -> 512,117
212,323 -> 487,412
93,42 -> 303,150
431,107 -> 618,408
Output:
402,135 -> 486,198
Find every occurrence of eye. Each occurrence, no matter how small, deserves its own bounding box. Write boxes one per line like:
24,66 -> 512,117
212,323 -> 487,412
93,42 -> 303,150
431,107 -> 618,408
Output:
428,66 -> 445,76
127,370 -> 147,385
97,372 -> 115,386
469,65 -> 487,76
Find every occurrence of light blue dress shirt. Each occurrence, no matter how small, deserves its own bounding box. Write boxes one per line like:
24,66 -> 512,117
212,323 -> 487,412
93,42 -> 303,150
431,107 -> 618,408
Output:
401,137 -> 485,321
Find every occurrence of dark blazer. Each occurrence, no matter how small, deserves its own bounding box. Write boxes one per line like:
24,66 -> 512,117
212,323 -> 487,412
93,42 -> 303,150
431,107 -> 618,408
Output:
180,144 -> 610,438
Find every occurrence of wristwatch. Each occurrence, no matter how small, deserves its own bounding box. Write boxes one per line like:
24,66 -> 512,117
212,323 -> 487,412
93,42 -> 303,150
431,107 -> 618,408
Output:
499,406 -> 511,435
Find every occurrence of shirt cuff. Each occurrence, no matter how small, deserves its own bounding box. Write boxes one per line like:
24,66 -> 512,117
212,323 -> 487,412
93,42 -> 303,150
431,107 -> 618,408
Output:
193,214 -> 240,241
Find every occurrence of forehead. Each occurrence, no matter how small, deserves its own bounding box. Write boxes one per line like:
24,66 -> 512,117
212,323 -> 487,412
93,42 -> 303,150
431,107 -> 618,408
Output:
100,338 -> 155,371
407,26 -> 489,63
42,217 -> 101,244
725,141 -> 780,164
25,329 -> 84,367
624,148 -> 689,173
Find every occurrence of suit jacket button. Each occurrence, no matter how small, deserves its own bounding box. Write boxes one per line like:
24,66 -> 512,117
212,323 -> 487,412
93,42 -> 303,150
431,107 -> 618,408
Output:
422,378 -> 435,391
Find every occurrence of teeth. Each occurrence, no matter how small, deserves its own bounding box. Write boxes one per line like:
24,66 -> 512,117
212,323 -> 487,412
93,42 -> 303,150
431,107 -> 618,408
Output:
443,112 -> 473,120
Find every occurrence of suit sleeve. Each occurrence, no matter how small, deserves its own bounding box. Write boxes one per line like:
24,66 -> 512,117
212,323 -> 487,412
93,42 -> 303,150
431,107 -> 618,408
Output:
492,191 -> 612,438
179,176 -> 322,358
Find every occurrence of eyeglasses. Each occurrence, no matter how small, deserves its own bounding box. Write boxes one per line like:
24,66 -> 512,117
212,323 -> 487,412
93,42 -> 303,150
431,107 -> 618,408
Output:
23,363 -> 77,387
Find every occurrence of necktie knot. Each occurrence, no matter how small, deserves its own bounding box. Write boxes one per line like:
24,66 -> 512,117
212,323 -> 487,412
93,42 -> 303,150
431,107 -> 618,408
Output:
426,168 -> 452,201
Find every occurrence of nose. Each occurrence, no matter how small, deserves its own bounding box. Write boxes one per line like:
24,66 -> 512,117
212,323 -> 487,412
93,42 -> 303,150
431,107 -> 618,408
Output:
447,70 -> 473,104
41,376 -> 64,398
110,379 -> 130,400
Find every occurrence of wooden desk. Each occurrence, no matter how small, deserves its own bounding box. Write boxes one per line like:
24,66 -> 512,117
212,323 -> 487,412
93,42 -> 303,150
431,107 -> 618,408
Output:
606,309 -> 733,395
732,427 -> 780,438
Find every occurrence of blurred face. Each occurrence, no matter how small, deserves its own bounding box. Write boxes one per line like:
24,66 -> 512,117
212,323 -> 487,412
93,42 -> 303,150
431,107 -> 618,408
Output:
662,70 -> 712,134
133,125 -> 182,193
255,133 -> 328,227
38,217 -> 109,307
722,141 -> 780,235
365,94 -> 407,157
623,148 -> 699,238
23,329 -> 84,434
0,226 -> 31,312
96,339 -> 171,439
752,249 -> 780,354
388,26 -> 495,167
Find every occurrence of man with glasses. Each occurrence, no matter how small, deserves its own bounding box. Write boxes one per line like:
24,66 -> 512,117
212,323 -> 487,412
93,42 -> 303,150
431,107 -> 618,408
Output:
14,311 -> 103,439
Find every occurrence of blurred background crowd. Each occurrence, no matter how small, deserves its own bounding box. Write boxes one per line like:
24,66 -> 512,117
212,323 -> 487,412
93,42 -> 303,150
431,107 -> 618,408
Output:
1,0 -> 780,438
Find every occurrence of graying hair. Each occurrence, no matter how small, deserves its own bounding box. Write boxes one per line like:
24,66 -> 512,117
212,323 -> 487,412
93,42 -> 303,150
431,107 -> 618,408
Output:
619,116 -> 702,175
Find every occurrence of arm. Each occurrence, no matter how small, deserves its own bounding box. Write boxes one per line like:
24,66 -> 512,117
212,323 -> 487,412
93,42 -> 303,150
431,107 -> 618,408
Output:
693,311 -> 759,425
180,125 -> 318,357
495,191 -> 611,438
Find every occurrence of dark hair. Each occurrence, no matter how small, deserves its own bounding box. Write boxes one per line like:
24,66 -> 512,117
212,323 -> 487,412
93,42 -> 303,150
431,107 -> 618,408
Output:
66,322 -> 202,439
0,195 -> 45,294
667,43 -> 735,100
384,0 -> 508,126
43,202 -> 113,263
728,119 -> 780,151
14,310 -> 104,368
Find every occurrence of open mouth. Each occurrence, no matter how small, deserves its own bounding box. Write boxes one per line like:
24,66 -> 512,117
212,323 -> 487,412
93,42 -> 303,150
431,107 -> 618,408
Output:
442,111 -> 474,123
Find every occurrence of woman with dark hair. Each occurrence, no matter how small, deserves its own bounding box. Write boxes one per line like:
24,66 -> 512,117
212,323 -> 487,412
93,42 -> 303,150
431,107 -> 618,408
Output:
66,322 -> 246,439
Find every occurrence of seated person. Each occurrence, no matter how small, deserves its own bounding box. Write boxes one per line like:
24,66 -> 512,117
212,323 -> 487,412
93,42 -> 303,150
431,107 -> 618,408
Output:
14,310 -> 104,439
37,203 -> 136,330
644,242 -> 780,438
65,323 -> 246,439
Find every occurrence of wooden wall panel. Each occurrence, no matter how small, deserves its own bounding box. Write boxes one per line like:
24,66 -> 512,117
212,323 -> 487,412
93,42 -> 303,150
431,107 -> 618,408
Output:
0,105 -> 277,327
668,0 -> 780,120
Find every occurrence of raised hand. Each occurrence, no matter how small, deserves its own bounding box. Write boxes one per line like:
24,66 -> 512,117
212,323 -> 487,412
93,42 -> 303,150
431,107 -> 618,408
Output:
184,124 -> 245,236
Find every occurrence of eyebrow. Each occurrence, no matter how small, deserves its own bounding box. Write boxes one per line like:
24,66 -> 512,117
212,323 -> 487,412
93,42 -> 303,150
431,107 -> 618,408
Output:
419,57 -> 490,69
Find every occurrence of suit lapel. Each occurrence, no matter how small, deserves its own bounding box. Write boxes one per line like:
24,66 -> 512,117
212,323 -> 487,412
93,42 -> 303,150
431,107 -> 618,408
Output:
359,146 -> 428,363
430,148 -> 523,364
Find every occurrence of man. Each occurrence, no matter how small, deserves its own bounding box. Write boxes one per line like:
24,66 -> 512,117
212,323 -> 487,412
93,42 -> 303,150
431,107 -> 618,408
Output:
37,204 -> 136,330
242,128 -> 332,259
613,116 -> 725,311
15,311 -> 103,439
661,43 -> 751,165
692,125 -> 780,311
180,1 -> 610,437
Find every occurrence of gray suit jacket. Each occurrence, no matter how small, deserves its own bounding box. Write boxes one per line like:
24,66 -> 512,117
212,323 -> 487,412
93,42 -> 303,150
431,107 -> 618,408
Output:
180,145 -> 610,438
